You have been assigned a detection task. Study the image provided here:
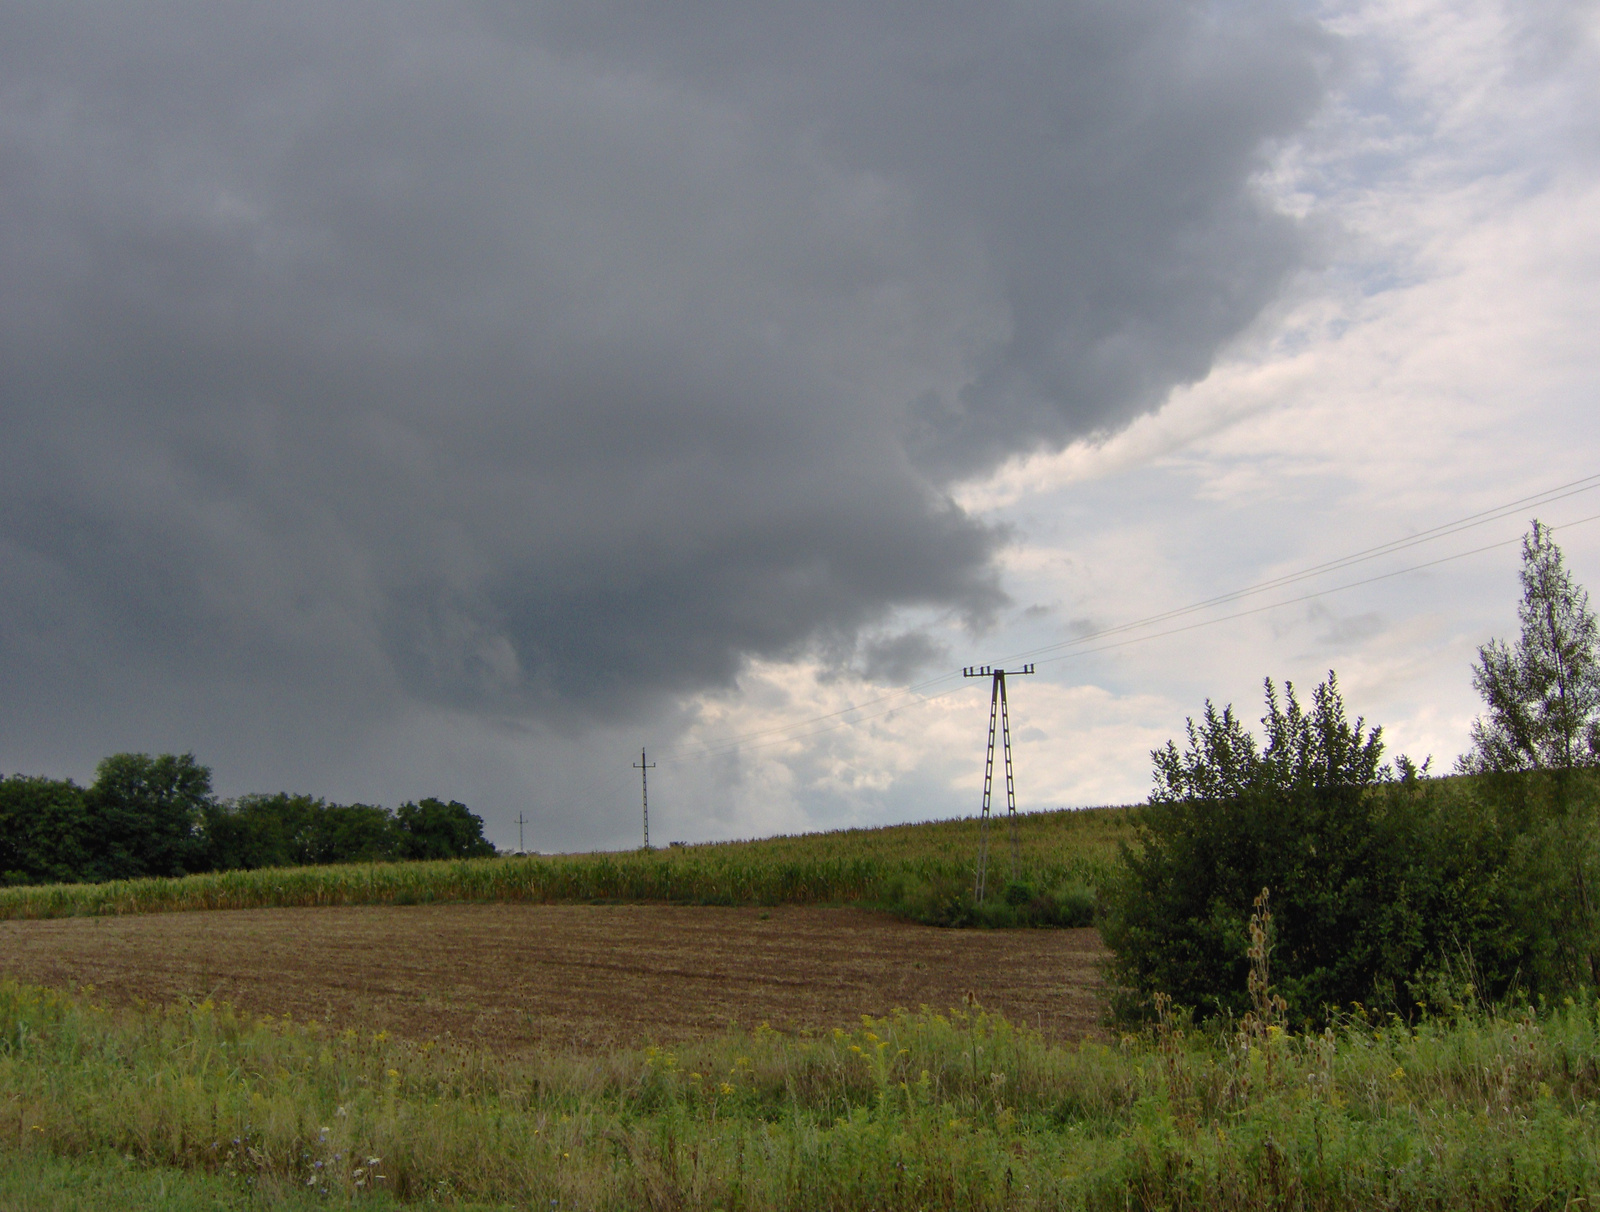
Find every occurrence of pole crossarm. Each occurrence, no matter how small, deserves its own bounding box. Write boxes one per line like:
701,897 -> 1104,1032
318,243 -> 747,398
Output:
962,664 -> 1034,902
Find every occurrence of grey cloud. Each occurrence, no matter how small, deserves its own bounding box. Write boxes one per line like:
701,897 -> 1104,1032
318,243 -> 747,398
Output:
0,0 -> 1329,763
856,631 -> 949,686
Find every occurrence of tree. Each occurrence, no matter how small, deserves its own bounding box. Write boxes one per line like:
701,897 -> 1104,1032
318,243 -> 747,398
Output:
394,798 -> 495,860
1461,520 -> 1600,772
85,752 -> 214,880
0,775 -> 91,885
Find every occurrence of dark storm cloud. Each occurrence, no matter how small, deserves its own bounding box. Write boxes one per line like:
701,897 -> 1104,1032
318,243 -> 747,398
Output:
0,0 -> 1328,730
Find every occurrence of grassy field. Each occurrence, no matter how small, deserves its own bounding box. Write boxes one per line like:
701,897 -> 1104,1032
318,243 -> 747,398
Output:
0,805 -> 1132,925
5,976 -> 1600,1209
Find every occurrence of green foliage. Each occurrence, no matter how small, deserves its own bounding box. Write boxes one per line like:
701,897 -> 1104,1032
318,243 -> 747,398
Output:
85,752 -> 214,881
393,796 -> 496,860
1450,766 -> 1600,992
202,793 -> 412,869
10,979 -> 1600,1209
1463,519 -> 1600,772
0,753 -> 499,887
0,775 -> 90,886
1100,673 -> 1532,1024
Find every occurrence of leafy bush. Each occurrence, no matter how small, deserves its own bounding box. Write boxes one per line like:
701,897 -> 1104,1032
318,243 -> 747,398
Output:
1449,765 -> 1600,993
1100,673 -> 1529,1024
0,775 -> 90,886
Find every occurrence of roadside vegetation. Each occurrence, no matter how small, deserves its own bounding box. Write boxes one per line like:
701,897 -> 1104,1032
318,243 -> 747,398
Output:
7,970 -> 1600,1210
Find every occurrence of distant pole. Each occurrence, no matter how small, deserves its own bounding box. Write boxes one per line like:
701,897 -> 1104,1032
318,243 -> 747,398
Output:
962,664 -> 1035,902
633,747 -> 657,849
515,812 -> 527,855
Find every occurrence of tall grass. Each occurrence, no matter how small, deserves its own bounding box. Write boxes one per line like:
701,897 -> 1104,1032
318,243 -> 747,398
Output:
0,806 -> 1131,924
6,977 -> 1600,1209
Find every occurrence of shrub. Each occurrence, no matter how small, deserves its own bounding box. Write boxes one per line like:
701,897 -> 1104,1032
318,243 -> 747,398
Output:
1100,673 -> 1518,1024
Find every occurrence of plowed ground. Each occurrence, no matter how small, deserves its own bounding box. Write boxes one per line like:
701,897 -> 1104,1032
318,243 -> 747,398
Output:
0,905 -> 1107,1051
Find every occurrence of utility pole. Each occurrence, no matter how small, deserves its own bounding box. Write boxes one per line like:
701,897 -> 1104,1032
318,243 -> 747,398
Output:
633,747 -> 656,850
515,812 -> 528,855
962,664 -> 1035,902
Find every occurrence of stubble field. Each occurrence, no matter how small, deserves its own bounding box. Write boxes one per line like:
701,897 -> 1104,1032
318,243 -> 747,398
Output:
0,903 -> 1108,1049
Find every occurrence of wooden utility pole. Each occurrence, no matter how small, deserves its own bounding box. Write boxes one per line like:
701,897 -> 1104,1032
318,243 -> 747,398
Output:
632,747 -> 656,849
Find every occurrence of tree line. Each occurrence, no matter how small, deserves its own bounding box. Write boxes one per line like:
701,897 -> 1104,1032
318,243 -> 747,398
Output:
0,753 -> 494,887
1102,520 -> 1600,1023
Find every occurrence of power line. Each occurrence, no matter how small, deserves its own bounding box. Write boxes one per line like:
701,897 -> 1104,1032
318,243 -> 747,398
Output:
992,473 -> 1600,667
1024,508 -> 1600,669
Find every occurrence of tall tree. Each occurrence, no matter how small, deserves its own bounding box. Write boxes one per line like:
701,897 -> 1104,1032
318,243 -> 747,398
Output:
1461,521 -> 1600,772
86,752 -> 214,880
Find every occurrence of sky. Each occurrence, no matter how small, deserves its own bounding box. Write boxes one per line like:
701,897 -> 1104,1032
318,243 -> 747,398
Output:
1,0 -> 1596,852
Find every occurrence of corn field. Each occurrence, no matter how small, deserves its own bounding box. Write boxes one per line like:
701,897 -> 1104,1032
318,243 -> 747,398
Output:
0,806 -> 1132,921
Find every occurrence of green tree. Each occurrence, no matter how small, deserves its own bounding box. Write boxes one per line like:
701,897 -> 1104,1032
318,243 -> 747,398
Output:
304,801 -> 399,863
0,775 -> 91,885
1461,520 -> 1600,773
202,793 -> 402,869
394,797 -> 495,861
86,753 -> 214,880
1101,673 -> 1509,1023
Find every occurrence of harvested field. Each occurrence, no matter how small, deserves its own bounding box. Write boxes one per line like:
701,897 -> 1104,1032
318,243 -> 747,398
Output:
0,904 -> 1107,1050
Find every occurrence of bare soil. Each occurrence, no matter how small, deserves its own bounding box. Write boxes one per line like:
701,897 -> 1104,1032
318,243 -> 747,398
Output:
0,904 -> 1107,1051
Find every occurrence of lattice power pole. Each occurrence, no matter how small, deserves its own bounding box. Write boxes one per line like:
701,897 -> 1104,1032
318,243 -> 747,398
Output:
633,747 -> 656,850
962,664 -> 1035,902
515,812 -> 528,855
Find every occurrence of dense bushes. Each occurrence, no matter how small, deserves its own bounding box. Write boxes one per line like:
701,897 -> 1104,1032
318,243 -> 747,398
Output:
889,872 -> 1097,928
0,752 -> 494,887
0,775 -> 91,886
1100,672 -> 1600,1025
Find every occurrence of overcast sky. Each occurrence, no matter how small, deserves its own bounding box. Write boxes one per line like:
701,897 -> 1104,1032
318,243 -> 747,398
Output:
2,0 -> 1596,851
